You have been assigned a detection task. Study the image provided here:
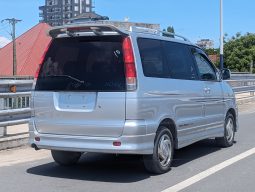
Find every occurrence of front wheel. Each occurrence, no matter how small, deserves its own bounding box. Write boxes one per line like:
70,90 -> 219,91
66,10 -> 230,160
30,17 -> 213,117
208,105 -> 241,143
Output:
51,150 -> 82,166
216,113 -> 235,147
143,126 -> 174,174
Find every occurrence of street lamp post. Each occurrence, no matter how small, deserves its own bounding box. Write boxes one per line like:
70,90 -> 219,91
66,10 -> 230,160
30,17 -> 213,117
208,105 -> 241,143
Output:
220,0 -> 224,70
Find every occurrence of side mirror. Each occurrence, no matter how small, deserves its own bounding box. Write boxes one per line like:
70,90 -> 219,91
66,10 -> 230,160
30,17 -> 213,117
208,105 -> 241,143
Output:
221,69 -> 231,80
216,68 -> 221,81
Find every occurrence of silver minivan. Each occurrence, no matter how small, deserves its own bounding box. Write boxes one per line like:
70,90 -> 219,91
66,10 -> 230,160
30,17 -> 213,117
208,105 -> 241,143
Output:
29,24 -> 238,174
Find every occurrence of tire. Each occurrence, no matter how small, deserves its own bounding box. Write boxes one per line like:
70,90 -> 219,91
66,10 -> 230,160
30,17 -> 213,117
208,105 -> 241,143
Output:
51,150 -> 82,166
143,126 -> 174,174
215,113 -> 235,148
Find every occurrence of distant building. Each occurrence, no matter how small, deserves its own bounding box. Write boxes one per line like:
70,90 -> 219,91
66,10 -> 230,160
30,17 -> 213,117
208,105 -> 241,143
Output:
39,0 -> 94,26
0,21 -> 160,77
71,12 -> 109,23
196,39 -> 214,49
71,17 -> 160,31
208,54 -> 219,64
97,21 -> 160,31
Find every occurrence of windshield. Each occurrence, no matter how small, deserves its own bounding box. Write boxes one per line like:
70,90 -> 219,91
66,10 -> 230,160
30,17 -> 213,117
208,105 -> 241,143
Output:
35,35 -> 126,91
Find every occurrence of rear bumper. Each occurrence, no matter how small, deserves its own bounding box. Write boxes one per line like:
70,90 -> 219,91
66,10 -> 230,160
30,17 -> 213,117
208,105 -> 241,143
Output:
29,119 -> 155,155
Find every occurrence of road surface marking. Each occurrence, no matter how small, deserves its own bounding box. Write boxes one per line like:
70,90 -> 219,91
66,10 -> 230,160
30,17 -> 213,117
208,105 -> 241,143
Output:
0,147 -> 50,167
162,147 -> 255,192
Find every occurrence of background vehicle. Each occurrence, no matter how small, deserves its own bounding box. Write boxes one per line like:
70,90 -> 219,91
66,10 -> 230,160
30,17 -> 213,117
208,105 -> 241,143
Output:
30,24 -> 238,174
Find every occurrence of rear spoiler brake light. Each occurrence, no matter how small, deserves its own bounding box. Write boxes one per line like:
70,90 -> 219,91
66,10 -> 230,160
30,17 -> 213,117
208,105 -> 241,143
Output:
48,24 -> 127,38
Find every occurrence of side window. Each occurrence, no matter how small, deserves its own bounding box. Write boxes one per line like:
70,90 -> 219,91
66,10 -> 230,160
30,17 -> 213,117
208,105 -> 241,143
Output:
137,38 -> 170,78
193,52 -> 217,81
163,42 -> 198,80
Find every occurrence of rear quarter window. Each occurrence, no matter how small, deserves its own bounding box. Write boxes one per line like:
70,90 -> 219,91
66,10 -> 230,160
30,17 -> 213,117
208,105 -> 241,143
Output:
163,42 -> 198,80
137,38 -> 198,80
137,38 -> 170,78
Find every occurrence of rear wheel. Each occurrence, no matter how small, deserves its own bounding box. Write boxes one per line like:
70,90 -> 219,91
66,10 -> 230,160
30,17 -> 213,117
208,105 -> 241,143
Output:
216,113 -> 235,147
143,126 -> 174,174
51,150 -> 82,166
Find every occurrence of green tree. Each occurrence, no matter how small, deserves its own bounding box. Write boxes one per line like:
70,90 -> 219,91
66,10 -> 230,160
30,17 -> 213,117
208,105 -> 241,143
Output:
166,26 -> 175,33
224,33 -> 255,73
163,26 -> 175,38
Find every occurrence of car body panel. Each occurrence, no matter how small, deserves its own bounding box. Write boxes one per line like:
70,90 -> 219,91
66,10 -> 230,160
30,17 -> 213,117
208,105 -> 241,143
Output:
33,91 -> 126,137
29,24 -> 238,154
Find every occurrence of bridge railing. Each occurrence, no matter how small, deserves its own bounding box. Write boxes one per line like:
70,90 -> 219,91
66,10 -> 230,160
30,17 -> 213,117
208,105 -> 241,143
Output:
0,77 -> 33,136
227,75 -> 255,99
0,75 -> 255,137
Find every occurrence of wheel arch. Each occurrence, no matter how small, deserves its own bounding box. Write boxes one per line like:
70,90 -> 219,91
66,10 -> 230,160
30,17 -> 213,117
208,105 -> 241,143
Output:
158,118 -> 178,149
227,108 -> 237,131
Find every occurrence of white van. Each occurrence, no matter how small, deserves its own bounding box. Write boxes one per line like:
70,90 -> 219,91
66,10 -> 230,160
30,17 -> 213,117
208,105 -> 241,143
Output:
30,24 -> 238,174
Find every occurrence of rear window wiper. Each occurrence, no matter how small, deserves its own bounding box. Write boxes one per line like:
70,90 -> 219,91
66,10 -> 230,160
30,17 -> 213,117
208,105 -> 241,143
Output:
45,75 -> 85,84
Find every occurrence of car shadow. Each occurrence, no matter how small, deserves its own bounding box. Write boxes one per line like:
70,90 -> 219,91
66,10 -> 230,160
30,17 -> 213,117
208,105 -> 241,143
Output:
27,139 -> 221,183
172,139 -> 221,167
27,153 -> 150,183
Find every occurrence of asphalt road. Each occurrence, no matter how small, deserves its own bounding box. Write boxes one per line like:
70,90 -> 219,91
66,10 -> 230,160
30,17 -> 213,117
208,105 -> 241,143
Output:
0,106 -> 255,192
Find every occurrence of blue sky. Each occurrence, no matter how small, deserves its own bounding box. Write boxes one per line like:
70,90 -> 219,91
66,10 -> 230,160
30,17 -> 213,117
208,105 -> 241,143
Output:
0,0 -> 254,47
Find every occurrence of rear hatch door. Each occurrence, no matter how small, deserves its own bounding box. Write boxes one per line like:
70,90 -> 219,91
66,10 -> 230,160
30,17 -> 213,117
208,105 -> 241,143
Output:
34,35 -> 126,137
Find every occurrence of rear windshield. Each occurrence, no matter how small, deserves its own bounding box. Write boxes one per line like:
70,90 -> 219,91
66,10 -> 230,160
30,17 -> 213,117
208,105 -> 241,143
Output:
35,36 -> 126,91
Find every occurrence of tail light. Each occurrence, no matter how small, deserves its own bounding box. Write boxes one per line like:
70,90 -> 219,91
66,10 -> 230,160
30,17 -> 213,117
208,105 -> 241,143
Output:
122,37 -> 137,91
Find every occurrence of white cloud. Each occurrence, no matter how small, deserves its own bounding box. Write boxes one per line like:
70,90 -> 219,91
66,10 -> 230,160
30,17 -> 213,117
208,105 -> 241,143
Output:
0,36 -> 11,48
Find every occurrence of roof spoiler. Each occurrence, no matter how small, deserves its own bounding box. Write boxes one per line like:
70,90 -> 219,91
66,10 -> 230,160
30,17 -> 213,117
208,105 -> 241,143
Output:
47,24 -> 128,38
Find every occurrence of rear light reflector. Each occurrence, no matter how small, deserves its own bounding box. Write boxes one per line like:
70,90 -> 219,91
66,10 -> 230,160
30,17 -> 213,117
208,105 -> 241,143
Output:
35,137 -> 40,142
122,37 -> 137,91
9,85 -> 16,93
113,141 -> 121,146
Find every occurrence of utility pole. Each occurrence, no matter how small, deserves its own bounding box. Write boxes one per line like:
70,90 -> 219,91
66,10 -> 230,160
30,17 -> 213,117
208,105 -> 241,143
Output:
1,18 -> 22,76
220,0 -> 224,70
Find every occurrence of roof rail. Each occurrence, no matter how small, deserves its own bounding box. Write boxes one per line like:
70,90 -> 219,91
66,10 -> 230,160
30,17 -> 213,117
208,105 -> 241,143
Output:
130,26 -> 190,42
160,30 -> 190,42
129,26 -> 160,35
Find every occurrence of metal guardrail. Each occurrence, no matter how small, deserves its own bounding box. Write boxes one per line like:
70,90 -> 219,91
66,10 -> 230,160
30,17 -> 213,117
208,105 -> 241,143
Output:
228,79 -> 255,92
0,78 -> 33,136
0,76 -> 34,80
231,73 -> 255,80
227,77 -> 255,98
0,75 -> 255,137
229,74 -> 255,99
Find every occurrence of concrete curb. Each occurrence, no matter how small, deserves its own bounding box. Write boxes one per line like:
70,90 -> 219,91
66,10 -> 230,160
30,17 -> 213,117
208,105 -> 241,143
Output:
0,134 -> 29,151
237,97 -> 255,105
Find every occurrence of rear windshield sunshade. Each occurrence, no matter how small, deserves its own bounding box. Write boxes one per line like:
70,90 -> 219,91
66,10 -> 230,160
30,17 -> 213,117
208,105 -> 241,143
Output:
35,36 -> 126,91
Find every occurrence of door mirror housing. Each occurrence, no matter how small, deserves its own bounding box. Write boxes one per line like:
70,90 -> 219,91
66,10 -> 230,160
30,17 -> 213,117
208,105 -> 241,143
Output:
216,68 -> 221,81
221,69 -> 231,80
